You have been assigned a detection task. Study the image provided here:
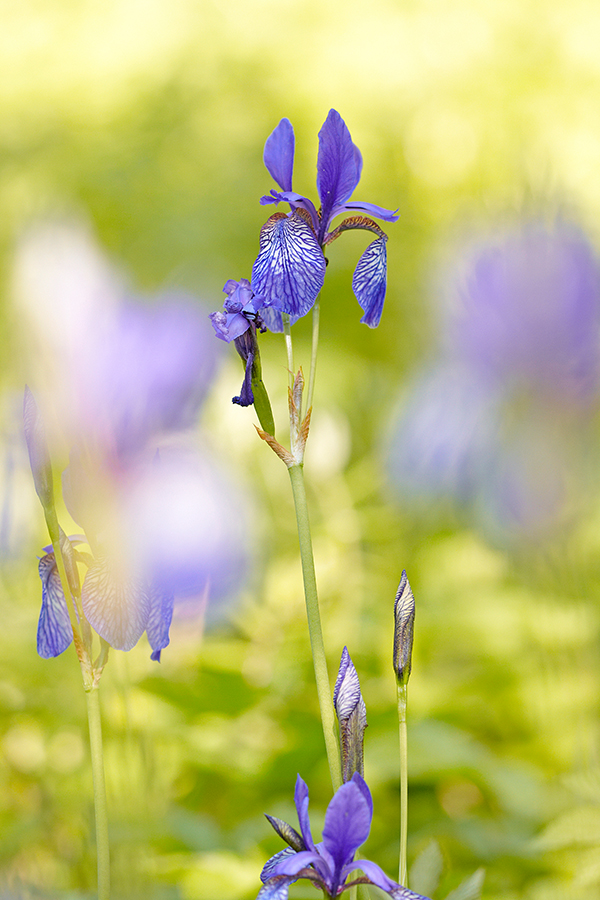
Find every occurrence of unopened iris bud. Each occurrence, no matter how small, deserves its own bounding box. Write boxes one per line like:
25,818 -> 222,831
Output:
393,570 -> 415,685
333,646 -> 367,782
264,814 -> 306,852
23,386 -> 54,512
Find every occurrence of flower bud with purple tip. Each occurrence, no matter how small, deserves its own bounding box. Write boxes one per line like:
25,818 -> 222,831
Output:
393,571 -> 415,686
333,647 -> 367,782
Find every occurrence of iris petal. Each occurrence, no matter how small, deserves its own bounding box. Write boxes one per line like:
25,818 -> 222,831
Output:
260,847 -> 298,883
82,558 -> 151,651
251,211 -> 326,328
352,237 -> 388,327
316,110 -> 362,237
256,874 -> 296,900
294,775 -> 316,851
263,118 -> 295,193
322,776 -> 372,874
146,586 -> 174,661
37,552 -> 73,658
336,200 -> 399,223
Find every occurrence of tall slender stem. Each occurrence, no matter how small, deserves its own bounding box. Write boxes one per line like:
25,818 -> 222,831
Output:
282,314 -> 294,391
86,686 -> 110,900
397,682 -> 408,887
288,464 -> 342,792
306,298 -> 320,413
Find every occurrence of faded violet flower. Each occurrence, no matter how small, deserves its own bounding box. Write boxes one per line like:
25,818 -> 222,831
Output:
388,220 -> 600,543
333,647 -> 367,782
252,110 -> 399,329
259,773 -> 430,900
17,222 -> 250,659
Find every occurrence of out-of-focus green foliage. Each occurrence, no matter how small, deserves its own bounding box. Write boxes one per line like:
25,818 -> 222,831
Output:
3,0 -> 600,898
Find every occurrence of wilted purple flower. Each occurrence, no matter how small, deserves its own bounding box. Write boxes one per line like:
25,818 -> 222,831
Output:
210,278 -> 268,407
252,110 -> 399,329
259,773 -> 430,900
333,647 -> 367,782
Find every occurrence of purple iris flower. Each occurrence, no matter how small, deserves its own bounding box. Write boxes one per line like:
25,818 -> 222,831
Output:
252,110 -> 399,329
388,220 -> 600,542
258,773 -> 430,900
19,223 -> 250,660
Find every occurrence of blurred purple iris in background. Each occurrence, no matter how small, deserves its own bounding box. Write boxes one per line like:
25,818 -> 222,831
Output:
258,773 -> 430,900
16,221 -> 251,658
388,220 -> 600,542
252,110 -> 399,330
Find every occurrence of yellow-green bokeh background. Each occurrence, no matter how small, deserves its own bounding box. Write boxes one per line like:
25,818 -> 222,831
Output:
3,1 -> 600,898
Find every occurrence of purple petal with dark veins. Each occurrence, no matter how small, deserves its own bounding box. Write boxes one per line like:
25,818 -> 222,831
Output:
316,110 -> 362,237
37,552 -> 73,658
82,558 -> 151,651
264,118 -> 295,193
385,886 -> 434,900
260,848 -> 298,883
322,775 -> 372,875
146,586 -> 174,661
251,211 -> 326,325
352,237 -> 388,328
255,875 -> 296,900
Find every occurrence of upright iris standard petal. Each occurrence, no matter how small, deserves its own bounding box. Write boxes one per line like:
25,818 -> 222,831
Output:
251,211 -> 326,326
316,110 -> 362,239
294,775 -> 317,852
263,118 -> 295,193
322,776 -> 372,880
352,237 -> 388,327
37,552 -> 73,658
81,558 -> 152,651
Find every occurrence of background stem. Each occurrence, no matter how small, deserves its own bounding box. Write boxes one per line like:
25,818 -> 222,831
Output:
288,463 -> 342,792
85,686 -> 110,900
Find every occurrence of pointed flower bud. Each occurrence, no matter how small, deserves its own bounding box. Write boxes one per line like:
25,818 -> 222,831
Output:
333,647 -> 367,782
393,571 -> 415,685
23,386 -> 54,511
264,814 -> 306,852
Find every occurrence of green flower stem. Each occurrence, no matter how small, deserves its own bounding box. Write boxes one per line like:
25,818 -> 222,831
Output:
397,682 -> 408,887
306,298 -> 320,414
85,685 -> 110,900
282,314 -> 294,391
288,463 -> 342,792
